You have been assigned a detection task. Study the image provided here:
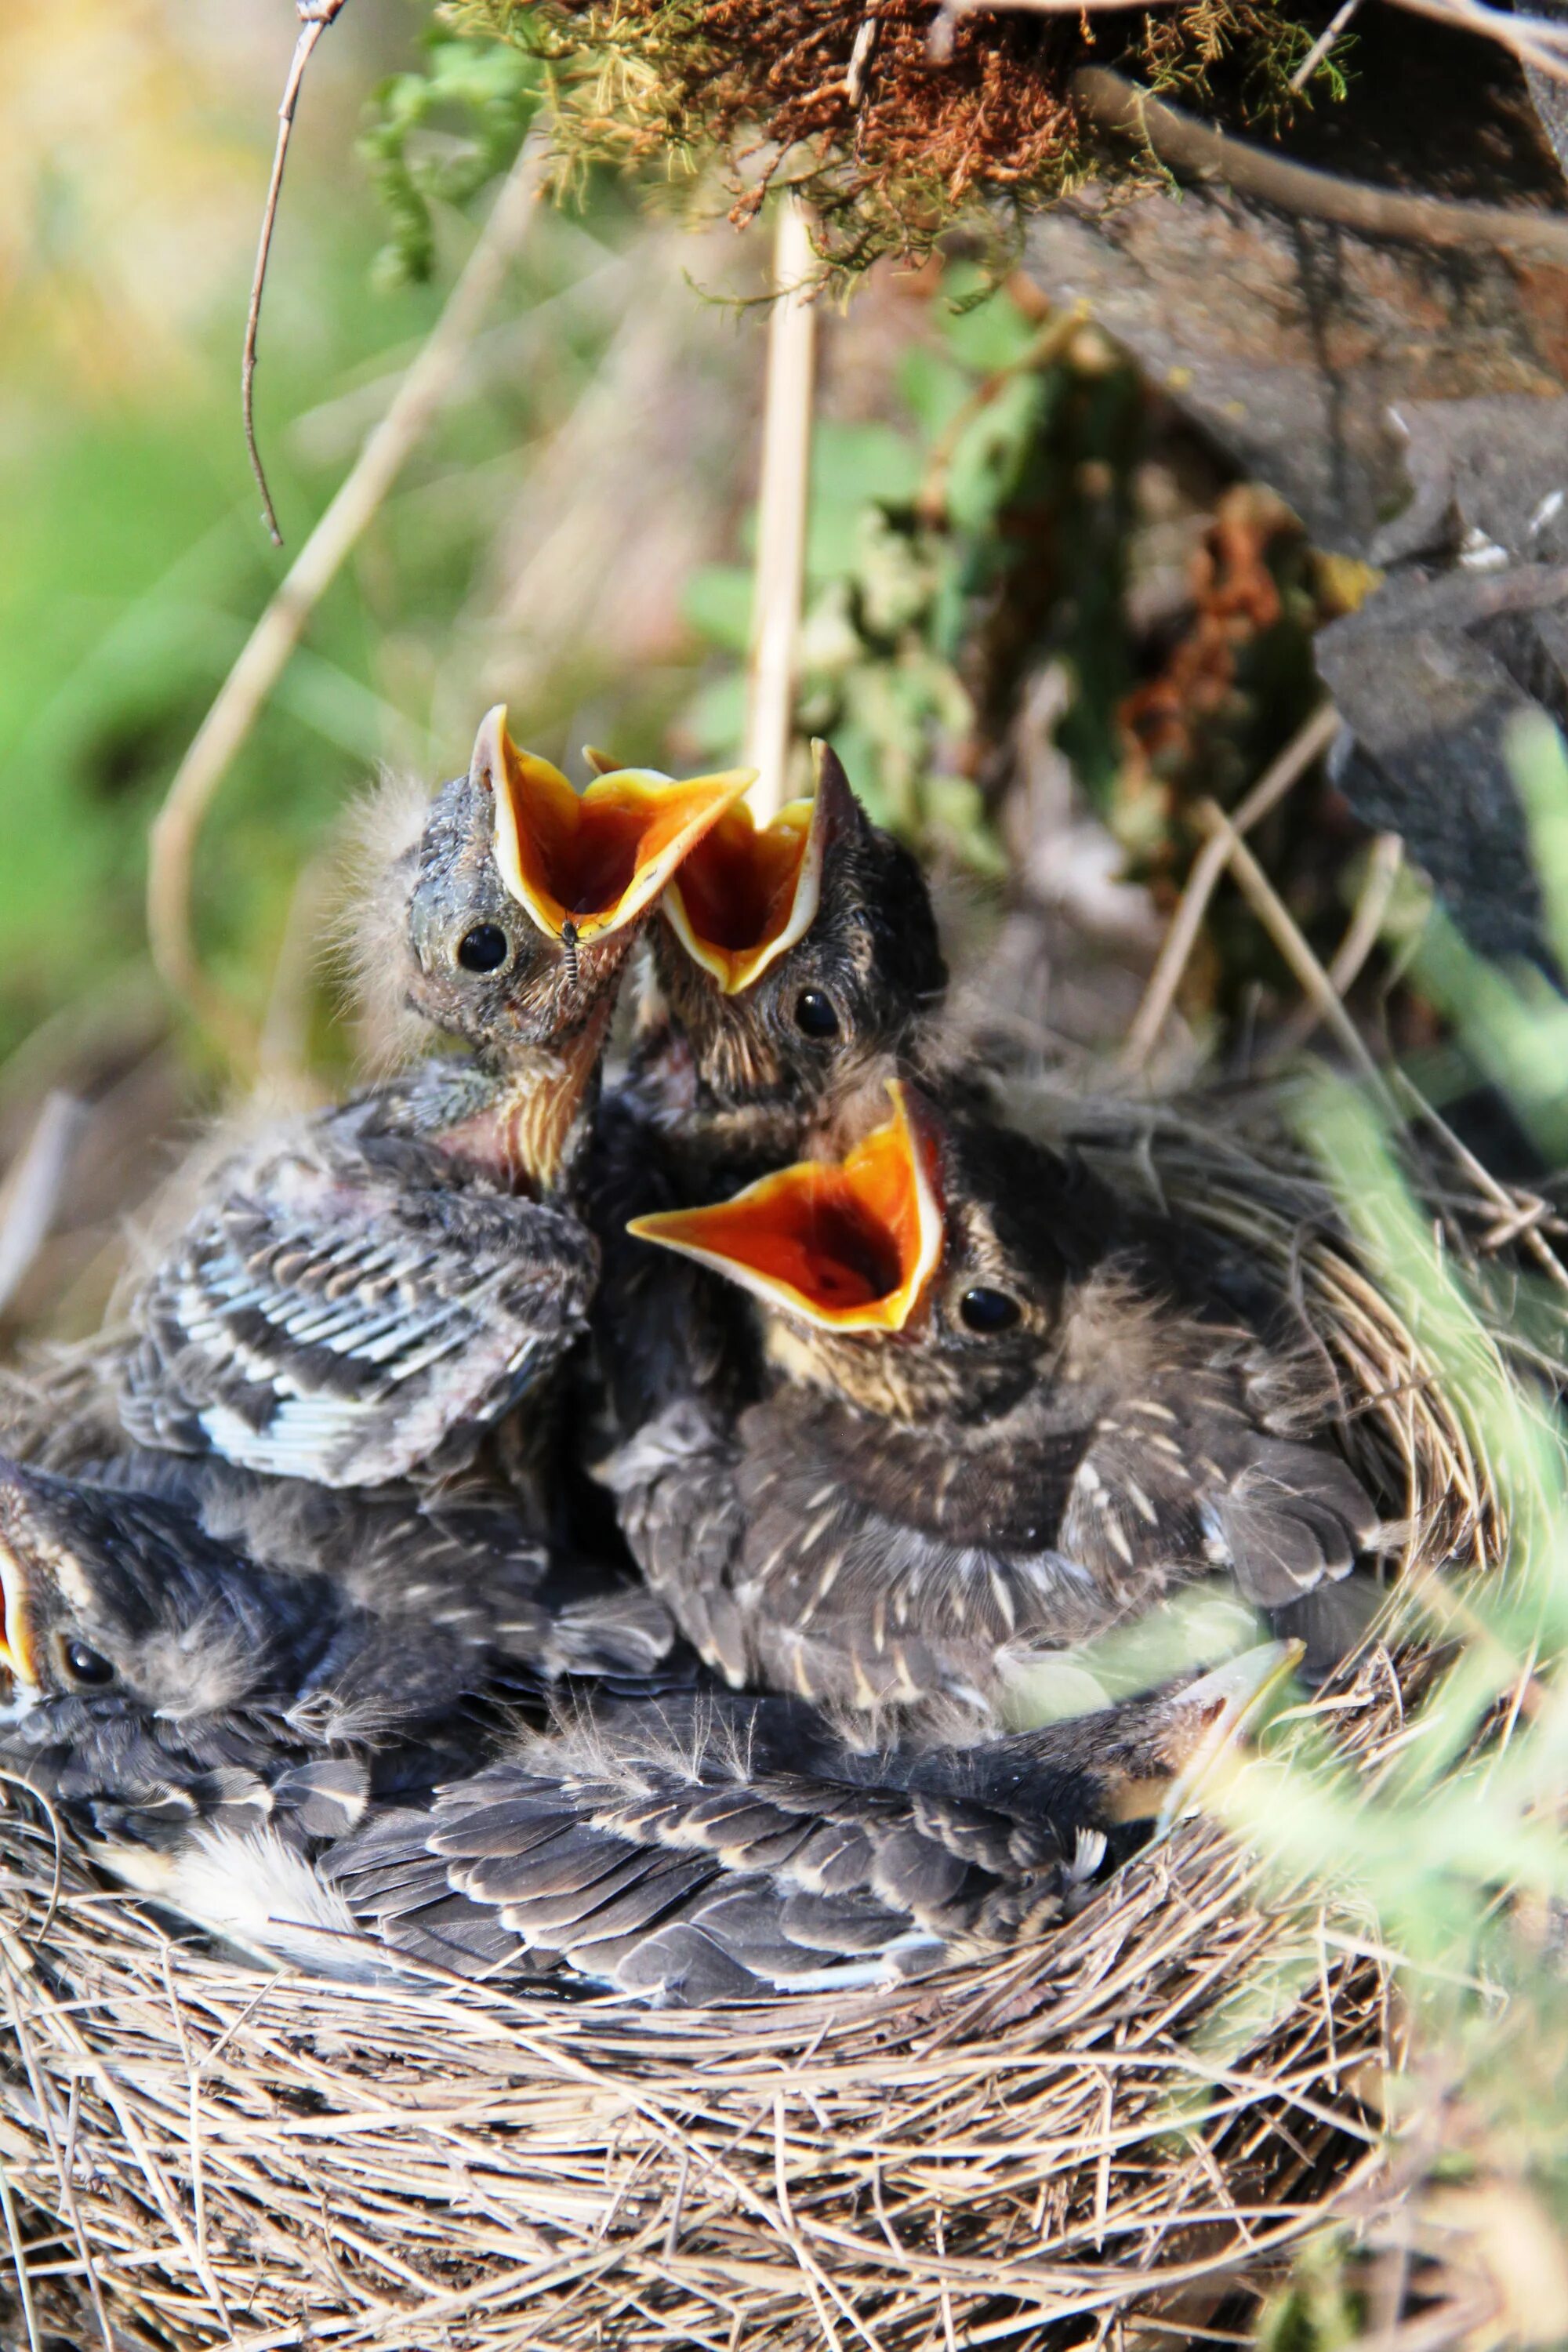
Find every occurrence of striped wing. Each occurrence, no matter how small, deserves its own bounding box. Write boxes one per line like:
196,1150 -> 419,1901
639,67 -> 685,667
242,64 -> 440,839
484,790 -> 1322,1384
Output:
1061,1368 -> 1381,1610
121,1163 -> 596,1489
323,1697 -> 1090,2002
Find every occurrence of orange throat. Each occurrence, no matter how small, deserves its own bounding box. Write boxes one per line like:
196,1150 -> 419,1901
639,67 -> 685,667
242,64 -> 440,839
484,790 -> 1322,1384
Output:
627,1081 -> 946,1330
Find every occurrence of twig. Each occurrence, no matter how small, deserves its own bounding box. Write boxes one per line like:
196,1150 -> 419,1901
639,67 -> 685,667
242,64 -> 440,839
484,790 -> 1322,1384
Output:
1192,799 -> 1382,1086
743,195 -> 818,825
1290,0 -> 1365,89
0,2156 -> 41,2352
1073,67 -> 1568,262
1276,832 -> 1403,1059
1120,702 -> 1341,1073
147,129 -> 552,1065
244,1 -> 353,547
1192,798 -> 1396,1105
1393,1070 -> 1568,1294
0,1090 -> 87,1319
845,13 -> 880,107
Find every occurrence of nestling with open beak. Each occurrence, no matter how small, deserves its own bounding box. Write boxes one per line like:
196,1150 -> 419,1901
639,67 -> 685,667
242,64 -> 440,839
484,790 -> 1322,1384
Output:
586,742 -> 950,1456
633,740 -> 949,1171
0,1454 -> 676,1972
323,1642 -> 1298,2002
118,708 -> 752,1489
608,1082 -> 1382,1719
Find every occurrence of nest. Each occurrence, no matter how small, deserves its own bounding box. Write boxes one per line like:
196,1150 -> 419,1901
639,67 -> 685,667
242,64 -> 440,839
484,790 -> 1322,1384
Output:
0,1080 -> 1537,2352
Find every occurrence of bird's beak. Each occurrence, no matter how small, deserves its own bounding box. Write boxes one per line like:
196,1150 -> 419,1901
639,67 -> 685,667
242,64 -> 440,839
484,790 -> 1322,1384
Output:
0,1470 -> 45,1692
471,706 -> 755,945
1149,1639 -> 1305,1835
660,741 -> 855,993
629,1079 -> 946,1330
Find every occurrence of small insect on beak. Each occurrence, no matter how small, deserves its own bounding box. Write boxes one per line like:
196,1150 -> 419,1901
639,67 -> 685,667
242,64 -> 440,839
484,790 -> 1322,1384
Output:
629,1079 -> 947,1331
660,741 -> 855,994
471,706 -> 755,947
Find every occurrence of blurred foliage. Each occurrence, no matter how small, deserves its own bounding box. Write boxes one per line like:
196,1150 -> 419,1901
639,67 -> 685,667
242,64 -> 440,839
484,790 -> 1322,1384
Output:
1219,717 -> 1568,2345
681,271 -> 1147,874
361,37 -> 544,288
1389,719 -> 1568,1167
0,6 -> 713,1080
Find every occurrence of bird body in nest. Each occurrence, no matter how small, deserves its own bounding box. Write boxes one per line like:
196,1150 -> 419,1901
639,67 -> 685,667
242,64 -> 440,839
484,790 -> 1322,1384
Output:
0,1455 -> 673,1741
0,1443 -> 1295,2000
0,1454 -> 677,1973
612,1083 -> 1382,1721
321,1645 -> 1295,2002
118,709 -> 753,1489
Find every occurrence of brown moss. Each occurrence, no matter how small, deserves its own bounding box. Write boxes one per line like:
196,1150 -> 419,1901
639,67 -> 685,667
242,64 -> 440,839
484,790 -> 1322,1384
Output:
455,0 -> 1319,274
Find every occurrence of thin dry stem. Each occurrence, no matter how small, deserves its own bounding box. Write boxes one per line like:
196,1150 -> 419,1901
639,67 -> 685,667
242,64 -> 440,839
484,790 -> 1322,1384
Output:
1192,798 -> 1393,1103
1382,0 -> 1568,81
243,1 -> 352,547
743,197 -> 818,825
147,131 -> 551,1066
0,1091 -> 87,1319
1289,0 -> 1365,89
1120,702 -> 1341,1074
1276,832 -> 1403,1061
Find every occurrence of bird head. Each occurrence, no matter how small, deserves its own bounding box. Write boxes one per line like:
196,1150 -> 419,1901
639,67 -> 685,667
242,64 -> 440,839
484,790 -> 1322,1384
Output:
646,745 -> 947,1155
404,706 -> 754,1063
1031,1640 -> 1304,1827
0,1461 -> 327,1722
629,1082 -> 1102,1421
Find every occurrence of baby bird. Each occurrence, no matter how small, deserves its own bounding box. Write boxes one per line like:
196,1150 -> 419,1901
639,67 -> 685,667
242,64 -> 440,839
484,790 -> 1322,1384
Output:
632,740 -> 948,1172
586,742 -> 947,1450
0,1454 -> 672,1740
1,1454 -> 1294,2000
322,1643 -> 1296,2002
0,1454 -> 674,1971
118,709 -> 751,1488
608,1083 -> 1382,1719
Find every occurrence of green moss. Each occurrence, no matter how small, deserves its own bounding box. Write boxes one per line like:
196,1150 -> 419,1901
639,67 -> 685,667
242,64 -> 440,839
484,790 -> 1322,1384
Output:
436,0 -> 1338,288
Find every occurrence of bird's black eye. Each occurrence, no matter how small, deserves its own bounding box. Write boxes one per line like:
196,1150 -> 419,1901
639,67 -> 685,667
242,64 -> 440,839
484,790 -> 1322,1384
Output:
59,1638 -> 114,1688
794,989 -> 840,1039
456,924 -> 510,974
959,1287 -> 1022,1334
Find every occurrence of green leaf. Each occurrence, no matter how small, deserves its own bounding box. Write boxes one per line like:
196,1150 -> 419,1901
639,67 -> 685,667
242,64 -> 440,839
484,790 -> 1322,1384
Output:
940,280 -> 1039,373
807,424 -> 921,583
682,564 -> 753,655
896,345 -> 971,439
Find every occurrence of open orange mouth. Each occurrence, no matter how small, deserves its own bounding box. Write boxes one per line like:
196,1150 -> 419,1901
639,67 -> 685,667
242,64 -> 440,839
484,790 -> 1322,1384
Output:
472,707 -> 755,945
628,1080 -> 946,1330
660,741 -> 855,993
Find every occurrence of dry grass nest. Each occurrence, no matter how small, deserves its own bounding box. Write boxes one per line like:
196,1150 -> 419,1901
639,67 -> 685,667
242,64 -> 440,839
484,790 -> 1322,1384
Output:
457,0 -> 1312,271
0,1080 -> 1547,2352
